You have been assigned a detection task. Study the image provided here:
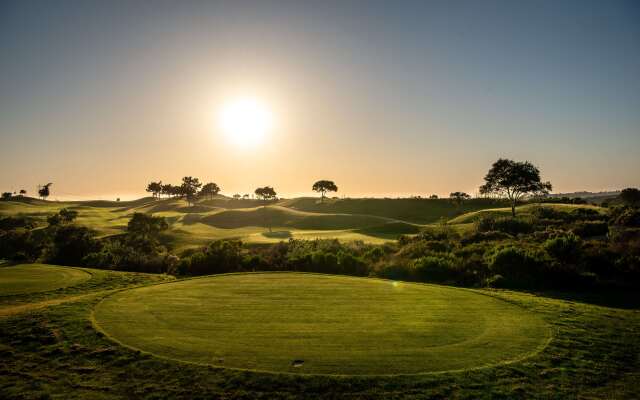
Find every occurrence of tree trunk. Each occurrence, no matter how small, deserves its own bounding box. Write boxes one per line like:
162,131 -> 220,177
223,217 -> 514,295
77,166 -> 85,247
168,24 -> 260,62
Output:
511,203 -> 516,217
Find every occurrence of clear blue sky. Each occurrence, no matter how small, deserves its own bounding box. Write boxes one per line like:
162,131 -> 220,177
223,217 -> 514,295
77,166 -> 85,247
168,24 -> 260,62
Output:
1,0 -> 638,199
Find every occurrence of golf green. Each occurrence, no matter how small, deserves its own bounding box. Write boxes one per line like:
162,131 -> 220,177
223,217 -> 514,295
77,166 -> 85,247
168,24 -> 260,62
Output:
0,264 -> 91,296
93,273 -> 551,375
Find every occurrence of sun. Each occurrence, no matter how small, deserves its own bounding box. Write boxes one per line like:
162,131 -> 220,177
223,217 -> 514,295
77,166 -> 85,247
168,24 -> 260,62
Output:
218,97 -> 273,146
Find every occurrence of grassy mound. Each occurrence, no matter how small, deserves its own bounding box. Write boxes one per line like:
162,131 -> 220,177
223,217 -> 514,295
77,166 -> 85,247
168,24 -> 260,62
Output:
279,197 -> 507,224
93,273 -> 550,375
448,203 -> 606,224
198,205 -> 393,230
0,264 -> 91,296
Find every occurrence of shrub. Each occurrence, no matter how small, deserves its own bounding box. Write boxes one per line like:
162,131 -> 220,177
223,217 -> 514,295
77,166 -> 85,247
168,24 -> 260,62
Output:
610,207 -> 640,227
475,216 -> 533,235
460,231 -> 512,245
337,251 -> 369,276
182,240 -> 243,276
571,221 -> 608,238
0,216 -> 36,230
487,246 -> 546,288
46,225 -> 100,266
412,254 -> 460,283
544,233 -> 583,263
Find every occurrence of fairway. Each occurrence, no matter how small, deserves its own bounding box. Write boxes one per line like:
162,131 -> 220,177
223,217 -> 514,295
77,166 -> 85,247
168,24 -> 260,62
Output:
94,273 -> 551,375
0,264 -> 91,296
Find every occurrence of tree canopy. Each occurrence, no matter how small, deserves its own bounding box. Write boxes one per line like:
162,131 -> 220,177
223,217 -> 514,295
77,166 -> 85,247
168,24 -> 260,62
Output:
199,182 -> 221,200
449,192 -> 471,208
312,180 -> 338,202
479,158 -> 552,217
619,188 -> 640,207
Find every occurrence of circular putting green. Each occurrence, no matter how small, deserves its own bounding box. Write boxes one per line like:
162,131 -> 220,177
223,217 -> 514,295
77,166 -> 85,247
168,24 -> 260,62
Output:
0,264 -> 91,296
93,273 -> 551,375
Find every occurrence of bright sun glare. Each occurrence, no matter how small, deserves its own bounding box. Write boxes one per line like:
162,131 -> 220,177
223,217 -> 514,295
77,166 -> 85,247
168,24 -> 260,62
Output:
218,98 -> 273,146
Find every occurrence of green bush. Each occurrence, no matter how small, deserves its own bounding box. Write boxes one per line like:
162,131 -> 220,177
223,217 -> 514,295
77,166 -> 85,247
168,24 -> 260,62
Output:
475,216 -> 533,235
571,221 -> 608,238
412,255 -> 460,283
487,247 -> 546,288
544,233 -> 583,263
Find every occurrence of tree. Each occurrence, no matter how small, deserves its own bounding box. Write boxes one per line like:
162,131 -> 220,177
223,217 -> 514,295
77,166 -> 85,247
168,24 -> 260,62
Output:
180,176 -> 202,206
255,186 -> 277,201
38,183 -> 53,200
312,180 -> 338,202
429,194 -> 439,199
449,192 -> 471,209
233,194 -> 241,200
59,208 -> 78,224
243,194 -> 250,200
255,186 -> 277,232
126,213 -> 169,253
19,189 -> 26,197
146,181 -> 162,199
161,184 -> 173,199
1,192 -> 12,201
479,159 -> 552,217
199,182 -> 221,200
619,188 -> 640,207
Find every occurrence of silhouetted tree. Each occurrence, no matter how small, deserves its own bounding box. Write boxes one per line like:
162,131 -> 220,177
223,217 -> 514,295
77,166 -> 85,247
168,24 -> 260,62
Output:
255,186 -> 277,232
38,183 -> 52,200
233,194 -> 241,200
429,194 -> 438,199
620,188 -> 640,207
19,189 -> 26,197
449,192 -> 471,209
146,181 -> 162,199
181,176 -> 202,206
479,159 -> 552,217
1,192 -> 11,201
199,182 -> 220,200
312,180 -> 338,202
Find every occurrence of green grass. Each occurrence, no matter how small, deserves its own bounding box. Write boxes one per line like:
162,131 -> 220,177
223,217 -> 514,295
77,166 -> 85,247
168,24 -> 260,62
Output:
93,272 -> 551,375
0,270 -> 638,398
0,264 -> 91,296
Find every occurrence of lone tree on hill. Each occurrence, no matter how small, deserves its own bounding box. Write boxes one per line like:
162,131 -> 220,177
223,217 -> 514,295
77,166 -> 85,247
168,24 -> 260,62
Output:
255,186 -> 277,232
180,176 -> 202,206
38,183 -> 53,200
19,189 -> 27,197
449,192 -> 471,209
619,188 -> 640,207
479,158 -> 552,217
199,182 -> 221,200
312,180 -> 338,202
146,181 -> 162,199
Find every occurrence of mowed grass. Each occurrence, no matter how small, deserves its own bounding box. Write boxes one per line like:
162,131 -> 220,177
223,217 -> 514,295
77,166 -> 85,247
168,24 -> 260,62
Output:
0,264 -> 91,296
93,273 -> 551,375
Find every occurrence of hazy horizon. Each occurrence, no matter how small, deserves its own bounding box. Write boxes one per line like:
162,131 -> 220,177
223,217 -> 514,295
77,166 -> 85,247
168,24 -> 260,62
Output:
1,0 -> 639,200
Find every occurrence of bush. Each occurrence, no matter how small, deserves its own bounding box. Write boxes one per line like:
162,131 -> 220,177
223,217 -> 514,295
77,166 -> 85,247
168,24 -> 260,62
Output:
181,239 -> 243,276
544,233 -> 583,263
571,221 -> 608,238
460,231 -> 512,245
610,207 -> 640,227
46,225 -> 100,266
475,216 -> 533,235
487,247 -> 546,288
412,255 -> 460,283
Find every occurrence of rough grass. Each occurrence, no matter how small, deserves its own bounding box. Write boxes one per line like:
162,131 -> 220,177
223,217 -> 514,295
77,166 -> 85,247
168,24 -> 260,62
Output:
0,268 -> 638,398
93,273 -> 551,375
0,264 -> 91,296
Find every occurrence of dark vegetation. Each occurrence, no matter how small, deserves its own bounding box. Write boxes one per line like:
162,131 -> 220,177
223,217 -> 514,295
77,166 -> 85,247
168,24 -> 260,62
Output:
2,199 -> 638,293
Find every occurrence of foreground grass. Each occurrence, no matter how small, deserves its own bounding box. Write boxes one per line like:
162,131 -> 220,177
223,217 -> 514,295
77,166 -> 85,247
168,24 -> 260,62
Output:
0,264 -> 91,296
93,273 -> 550,375
0,269 -> 638,398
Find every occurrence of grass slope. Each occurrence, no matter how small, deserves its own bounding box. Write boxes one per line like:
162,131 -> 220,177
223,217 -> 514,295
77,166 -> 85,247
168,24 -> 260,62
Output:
0,264 -> 91,296
279,197 -> 508,224
448,203 -> 606,224
93,272 -> 550,375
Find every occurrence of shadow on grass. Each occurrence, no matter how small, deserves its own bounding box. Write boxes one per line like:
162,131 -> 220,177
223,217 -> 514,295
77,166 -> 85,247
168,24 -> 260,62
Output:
261,231 -> 292,239
531,287 -> 640,310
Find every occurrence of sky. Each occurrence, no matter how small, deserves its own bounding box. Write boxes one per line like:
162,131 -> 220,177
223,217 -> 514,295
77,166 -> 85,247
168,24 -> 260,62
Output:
0,0 -> 639,200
